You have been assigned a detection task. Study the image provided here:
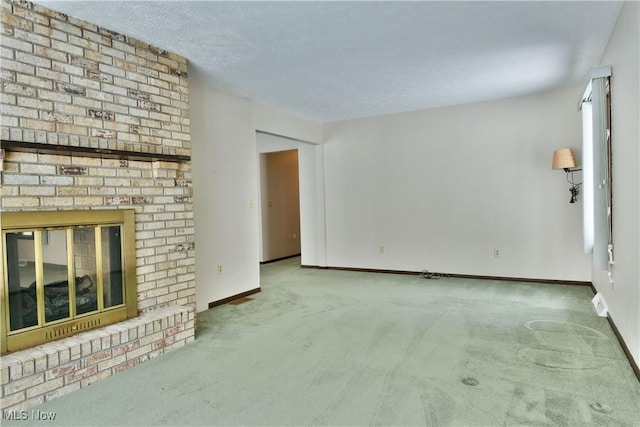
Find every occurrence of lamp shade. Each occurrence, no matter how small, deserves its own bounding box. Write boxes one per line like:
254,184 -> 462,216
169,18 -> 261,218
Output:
552,148 -> 577,170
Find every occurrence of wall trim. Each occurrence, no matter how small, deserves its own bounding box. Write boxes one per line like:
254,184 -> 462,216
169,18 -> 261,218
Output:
439,272 -> 591,286
301,265 -> 592,286
207,288 -> 261,309
588,285 -> 640,382
606,313 -> 640,382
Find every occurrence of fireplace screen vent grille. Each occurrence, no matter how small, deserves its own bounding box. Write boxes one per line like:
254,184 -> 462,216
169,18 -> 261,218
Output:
45,318 -> 102,340
1,210 -> 137,354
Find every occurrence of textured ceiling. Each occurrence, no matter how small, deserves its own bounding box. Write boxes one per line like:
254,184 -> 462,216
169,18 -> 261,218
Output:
36,1 -> 623,122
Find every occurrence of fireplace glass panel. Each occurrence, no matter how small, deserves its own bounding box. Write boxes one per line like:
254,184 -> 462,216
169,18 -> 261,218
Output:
73,228 -> 98,315
2,209 -> 137,354
5,232 -> 37,331
102,226 -> 124,308
42,230 -> 71,322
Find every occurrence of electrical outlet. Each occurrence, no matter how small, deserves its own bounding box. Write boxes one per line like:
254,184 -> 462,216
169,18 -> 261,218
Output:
494,249 -> 500,258
217,264 -> 223,274
379,245 -> 385,254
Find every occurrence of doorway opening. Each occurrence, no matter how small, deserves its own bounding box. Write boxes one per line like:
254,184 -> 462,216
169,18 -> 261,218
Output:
259,149 -> 301,264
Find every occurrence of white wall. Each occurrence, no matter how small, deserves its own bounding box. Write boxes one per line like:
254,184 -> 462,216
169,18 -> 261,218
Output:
190,67 -> 324,312
191,76 -> 259,312
323,88 -> 591,281
252,103 -> 323,145
592,0 -> 639,367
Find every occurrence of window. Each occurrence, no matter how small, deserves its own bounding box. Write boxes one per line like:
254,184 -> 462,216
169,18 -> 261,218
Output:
580,66 -> 613,271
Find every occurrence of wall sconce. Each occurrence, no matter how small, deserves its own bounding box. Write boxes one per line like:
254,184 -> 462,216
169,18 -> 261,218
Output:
552,148 -> 582,203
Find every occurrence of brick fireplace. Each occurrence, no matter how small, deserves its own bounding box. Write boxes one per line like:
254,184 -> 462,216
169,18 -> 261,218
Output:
1,0 -> 196,411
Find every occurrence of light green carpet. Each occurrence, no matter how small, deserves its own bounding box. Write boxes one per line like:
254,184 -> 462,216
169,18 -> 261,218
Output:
4,257 -> 640,426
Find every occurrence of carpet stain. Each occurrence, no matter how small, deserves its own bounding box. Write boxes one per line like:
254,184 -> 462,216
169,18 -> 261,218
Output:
589,402 -> 612,414
462,377 -> 479,386
518,319 -> 614,370
517,347 -> 613,370
525,320 -> 608,338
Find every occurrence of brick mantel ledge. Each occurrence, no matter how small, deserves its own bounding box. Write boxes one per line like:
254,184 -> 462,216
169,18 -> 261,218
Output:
1,140 -> 191,163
